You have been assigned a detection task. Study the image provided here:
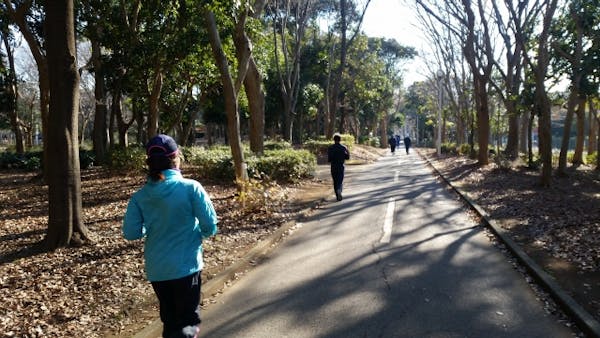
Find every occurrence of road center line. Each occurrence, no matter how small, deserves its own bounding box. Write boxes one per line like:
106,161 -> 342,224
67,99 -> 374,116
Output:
380,197 -> 395,244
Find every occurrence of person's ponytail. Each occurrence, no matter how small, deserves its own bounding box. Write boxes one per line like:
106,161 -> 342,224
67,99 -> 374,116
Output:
146,155 -> 177,181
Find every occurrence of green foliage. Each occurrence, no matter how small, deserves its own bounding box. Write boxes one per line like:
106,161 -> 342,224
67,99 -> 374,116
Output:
0,148 -> 95,171
567,151 -> 575,164
521,153 -> 541,170
586,152 -> 597,165
186,145 -> 316,183
186,146 -> 235,181
358,135 -> 380,148
303,139 -> 331,157
0,151 -> 39,170
247,149 -> 316,183
458,143 -> 472,156
107,147 -> 146,172
79,150 -> 96,169
263,140 -> 293,151
441,142 -> 458,155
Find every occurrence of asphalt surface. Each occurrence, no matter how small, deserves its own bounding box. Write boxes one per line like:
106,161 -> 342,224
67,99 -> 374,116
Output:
194,152 -> 577,338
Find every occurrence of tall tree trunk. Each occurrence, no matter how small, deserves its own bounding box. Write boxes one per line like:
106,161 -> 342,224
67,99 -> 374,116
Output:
589,96 -> 598,155
380,116 -> 387,149
91,37 -> 108,164
2,32 -> 24,154
456,110 -> 466,145
558,91 -> 578,174
205,9 -> 247,182
147,68 -> 163,138
537,90 -> 553,187
244,57 -> 264,154
505,106 -> 519,158
573,98 -> 585,165
43,0 -> 89,249
474,76 -> 490,165
531,0 -> 559,187
528,111 -> 535,167
519,111 -> 529,154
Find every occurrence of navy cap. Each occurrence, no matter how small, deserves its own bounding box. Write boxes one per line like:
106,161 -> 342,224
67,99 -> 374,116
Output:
146,134 -> 178,157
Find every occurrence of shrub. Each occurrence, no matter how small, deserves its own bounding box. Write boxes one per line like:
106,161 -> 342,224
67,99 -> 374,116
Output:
586,152 -> 597,165
107,146 -> 146,172
23,156 -> 42,170
303,139 -> 330,158
441,142 -> 458,155
0,151 -> 43,170
186,146 -> 316,183
567,151 -> 575,164
358,135 -> 380,148
79,150 -> 96,169
248,149 -> 316,183
186,147 -> 235,181
0,152 -> 24,169
263,140 -> 293,151
304,134 -> 354,157
458,143 -> 471,156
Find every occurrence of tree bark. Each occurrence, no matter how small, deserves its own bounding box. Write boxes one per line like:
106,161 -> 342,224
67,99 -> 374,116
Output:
1,32 -> 24,154
204,8 -> 247,182
588,96 -> 598,155
573,98 -> 585,165
147,68 -> 163,138
519,111 -> 529,154
91,36 -> 108,164
43,0 -> 89,249
526,0 -> 558,186
558,91 -> 578,174
244,57 -> 265,154
505,108 -> 519,158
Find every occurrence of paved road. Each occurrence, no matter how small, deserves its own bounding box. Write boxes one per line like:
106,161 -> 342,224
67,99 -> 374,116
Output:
199,152 -> 575,338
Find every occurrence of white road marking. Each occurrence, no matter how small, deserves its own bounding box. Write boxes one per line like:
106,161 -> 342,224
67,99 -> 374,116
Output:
380,197 -> 395,244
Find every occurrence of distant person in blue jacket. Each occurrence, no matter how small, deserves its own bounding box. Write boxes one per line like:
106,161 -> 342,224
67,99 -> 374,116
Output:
328,133 -> 350,201
123,134 -> 218,338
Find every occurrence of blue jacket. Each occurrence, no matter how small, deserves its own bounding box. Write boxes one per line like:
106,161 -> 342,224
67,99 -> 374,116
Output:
123,169 -> 218,282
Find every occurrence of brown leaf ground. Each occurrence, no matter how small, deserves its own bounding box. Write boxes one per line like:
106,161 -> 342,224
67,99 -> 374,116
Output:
2,145 -> 598,337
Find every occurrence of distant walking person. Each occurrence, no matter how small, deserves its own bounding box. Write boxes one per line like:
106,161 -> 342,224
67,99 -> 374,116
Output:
404,135 -> 412,154
328,133 -> 350,201
123,134 -> 218,338
388,136 -> 396,153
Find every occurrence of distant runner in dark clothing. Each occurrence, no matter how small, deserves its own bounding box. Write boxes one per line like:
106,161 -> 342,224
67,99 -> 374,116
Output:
388,136 -> 396,153
328,134 -> 350,201
404,135 -> 412,154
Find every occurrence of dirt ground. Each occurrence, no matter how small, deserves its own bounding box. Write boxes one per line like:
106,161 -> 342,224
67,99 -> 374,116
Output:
1,145 -> 599,337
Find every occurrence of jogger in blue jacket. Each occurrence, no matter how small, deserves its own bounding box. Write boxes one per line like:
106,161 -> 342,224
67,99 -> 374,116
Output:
123,134 -> 218,338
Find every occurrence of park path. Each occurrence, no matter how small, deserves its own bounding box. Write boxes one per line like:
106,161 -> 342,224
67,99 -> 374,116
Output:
198,151 -> 575,337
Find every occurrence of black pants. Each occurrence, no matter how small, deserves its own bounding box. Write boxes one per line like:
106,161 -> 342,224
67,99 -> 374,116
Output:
331,165 -> 344,194
151,271 -> 201,338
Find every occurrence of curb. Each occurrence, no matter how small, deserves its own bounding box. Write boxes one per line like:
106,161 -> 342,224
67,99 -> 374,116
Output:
132,196 -> 327,338
418,149 -> 600,338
